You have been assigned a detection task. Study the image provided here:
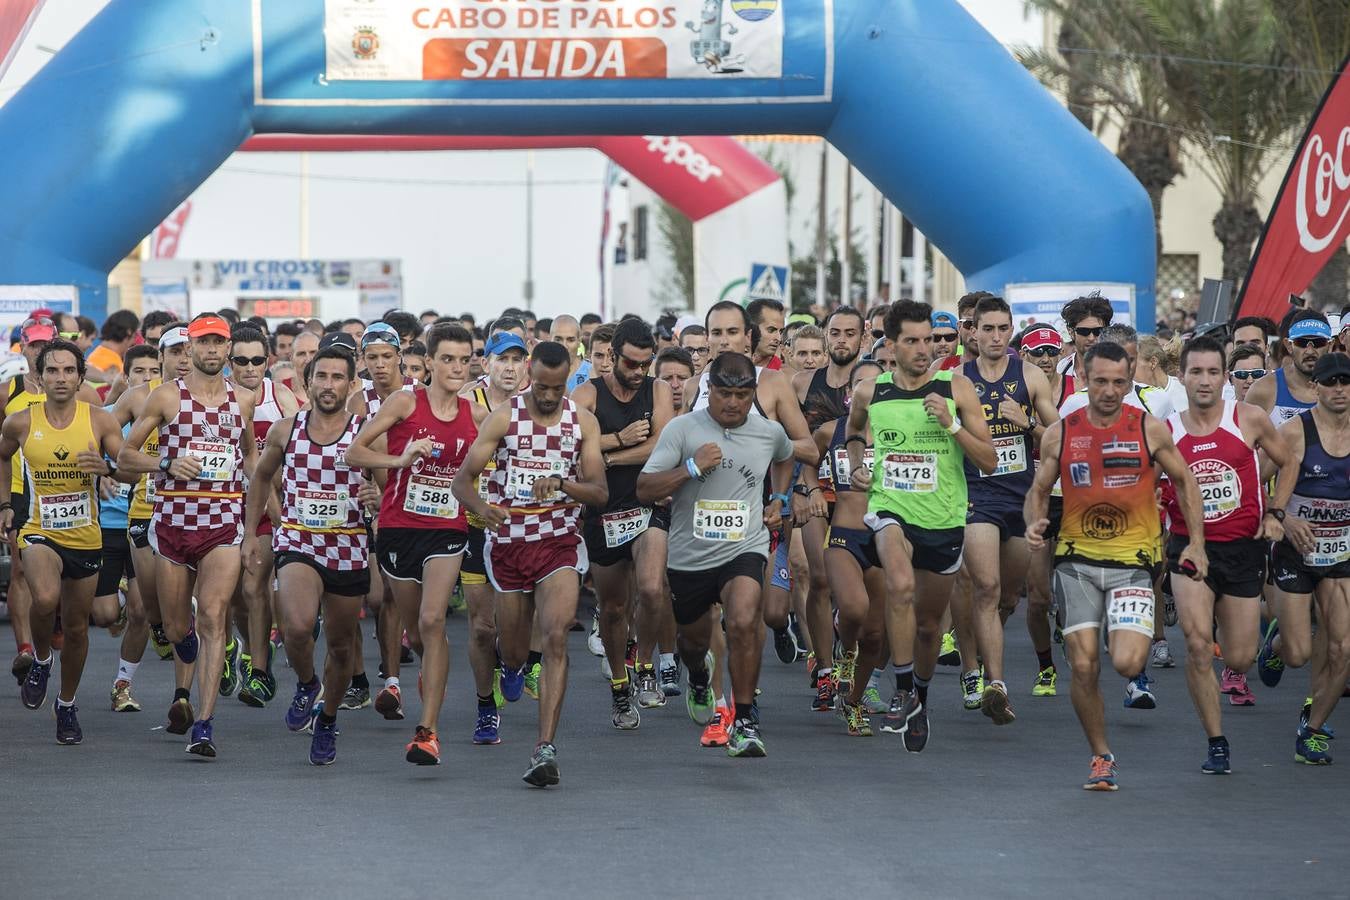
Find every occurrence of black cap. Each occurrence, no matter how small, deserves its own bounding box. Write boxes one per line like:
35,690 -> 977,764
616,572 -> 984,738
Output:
319,332 -> 358,352
1313,352 -> 1350,383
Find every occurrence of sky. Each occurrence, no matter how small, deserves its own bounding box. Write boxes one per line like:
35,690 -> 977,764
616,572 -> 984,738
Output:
1,0 -> 1044,321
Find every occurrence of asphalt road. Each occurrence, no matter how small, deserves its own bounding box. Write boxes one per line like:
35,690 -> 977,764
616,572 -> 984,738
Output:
2,601 -> 1346,897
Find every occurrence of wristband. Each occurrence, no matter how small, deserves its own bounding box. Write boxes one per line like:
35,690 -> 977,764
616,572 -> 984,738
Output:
772,492 -> 792,506
946,419 -> 962,435
685,458 -> 702,479
844,434 -> 866,447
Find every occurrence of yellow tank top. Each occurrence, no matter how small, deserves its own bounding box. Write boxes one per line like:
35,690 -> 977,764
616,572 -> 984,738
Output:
18,401 -> 102,551
127,378 -> 161,520
5,380 -> 44,494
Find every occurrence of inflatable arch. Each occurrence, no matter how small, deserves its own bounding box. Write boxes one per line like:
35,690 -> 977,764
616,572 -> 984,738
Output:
0,0 -> 1155,325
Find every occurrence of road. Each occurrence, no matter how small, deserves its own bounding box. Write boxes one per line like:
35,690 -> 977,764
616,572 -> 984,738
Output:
1,601 -> 1346,897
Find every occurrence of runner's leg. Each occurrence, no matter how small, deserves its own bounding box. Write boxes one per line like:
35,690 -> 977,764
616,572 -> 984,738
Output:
191,545 -> 244,721
534,568 -> 580,745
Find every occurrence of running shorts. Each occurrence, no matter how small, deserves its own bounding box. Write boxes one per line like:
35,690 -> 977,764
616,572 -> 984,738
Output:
96,527 -> 135,596
484,534 -> 586,594
1053,560 -> 1154,638
376,527 -> 467,584
149,520 -> 242,570
668,552 -> 766,626
1165,535 -> 1264,599
276,551 -> 370,598
18,534 -> 101,580
864,511 -> 964,575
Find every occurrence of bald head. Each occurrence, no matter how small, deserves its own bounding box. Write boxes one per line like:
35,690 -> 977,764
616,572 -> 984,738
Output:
551,315 -> 581,358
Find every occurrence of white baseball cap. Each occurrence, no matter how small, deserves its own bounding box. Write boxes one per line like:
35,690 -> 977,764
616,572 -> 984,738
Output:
158,326 -> 190,350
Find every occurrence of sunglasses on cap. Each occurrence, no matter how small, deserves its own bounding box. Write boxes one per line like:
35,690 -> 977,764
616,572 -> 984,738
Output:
1074,326 -> 1104,338
1024,346 -> 1060,358
1292,337 -> 1329,349
1229,368 -> 1266,380
1319,374 -> 1350,387
230,355 -> 268,368
931,333 -> 958,343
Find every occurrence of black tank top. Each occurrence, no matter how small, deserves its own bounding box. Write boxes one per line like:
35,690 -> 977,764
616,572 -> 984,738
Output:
590,375 -> 655,512
803,366 -> 849,432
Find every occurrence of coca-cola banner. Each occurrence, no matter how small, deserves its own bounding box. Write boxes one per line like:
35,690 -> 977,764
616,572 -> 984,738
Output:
1236,53 -> 1350,321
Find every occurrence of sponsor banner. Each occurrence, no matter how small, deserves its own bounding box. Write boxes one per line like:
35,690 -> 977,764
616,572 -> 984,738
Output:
1236,53 -> 1350,322
324,0 -> 784,82
142,280 -> 191,319
142,259 -> 400,293
0,284 -> 77,331
1005,282 -> 1135,335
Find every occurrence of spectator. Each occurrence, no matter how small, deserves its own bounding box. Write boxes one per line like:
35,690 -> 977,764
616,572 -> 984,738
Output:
140,310 -> 177,343
87,308 -> 139,380
383,310 -> 421,346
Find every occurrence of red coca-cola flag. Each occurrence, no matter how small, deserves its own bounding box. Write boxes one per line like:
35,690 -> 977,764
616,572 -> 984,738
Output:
151,200 -> 192,259
1235,53 -> 1350,321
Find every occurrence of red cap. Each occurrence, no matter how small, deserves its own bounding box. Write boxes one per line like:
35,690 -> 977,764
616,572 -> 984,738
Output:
21,321 -> 56,345
1021,326 -> 1063,351
187,315 -> 231,340
29,308 -> 55,321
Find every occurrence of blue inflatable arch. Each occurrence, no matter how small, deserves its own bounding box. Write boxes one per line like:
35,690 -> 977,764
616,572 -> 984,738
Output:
0,0 -> 1154,324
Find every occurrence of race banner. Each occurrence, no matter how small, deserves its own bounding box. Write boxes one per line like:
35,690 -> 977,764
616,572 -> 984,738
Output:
324,0 -> 785,82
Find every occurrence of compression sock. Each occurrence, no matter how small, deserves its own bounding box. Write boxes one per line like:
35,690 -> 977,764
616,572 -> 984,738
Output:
894,663 -> 914,693
914,673 -> 930,706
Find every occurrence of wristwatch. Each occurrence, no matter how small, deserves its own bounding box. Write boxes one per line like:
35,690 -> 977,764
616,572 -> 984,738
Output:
158,456 -> 172,473
1265,508 -> 1285,522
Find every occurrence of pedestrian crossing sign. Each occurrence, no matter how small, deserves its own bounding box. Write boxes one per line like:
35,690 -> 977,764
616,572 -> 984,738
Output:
748,263 -> 787,303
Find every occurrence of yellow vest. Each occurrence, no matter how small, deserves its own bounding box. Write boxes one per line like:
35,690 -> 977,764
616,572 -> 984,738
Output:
18,401 -> 102,551
127,379 -> 160,520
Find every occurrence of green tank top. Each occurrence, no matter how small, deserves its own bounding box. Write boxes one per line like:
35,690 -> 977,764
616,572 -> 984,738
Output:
867,370 -> 967,530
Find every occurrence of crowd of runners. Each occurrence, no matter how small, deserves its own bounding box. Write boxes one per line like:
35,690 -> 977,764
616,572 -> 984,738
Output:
3,295 -> 1348,790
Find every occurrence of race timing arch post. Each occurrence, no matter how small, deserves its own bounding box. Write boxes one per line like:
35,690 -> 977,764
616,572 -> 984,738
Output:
0,0 -> 1155,328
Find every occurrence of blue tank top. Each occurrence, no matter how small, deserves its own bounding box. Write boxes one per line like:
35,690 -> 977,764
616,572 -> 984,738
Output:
98,416 -> 131,530
826,416 -> 872,494
963,356 -> 1035,498
1285,410 -> 1350,568
1272,368 -> 1315,426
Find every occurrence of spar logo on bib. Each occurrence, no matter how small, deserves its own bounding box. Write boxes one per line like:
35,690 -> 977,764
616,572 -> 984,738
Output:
1191,458 -> 1241,521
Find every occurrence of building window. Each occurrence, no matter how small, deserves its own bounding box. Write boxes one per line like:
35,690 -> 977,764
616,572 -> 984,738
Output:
1157,253 -> 1199,300
633,205 -> 648,261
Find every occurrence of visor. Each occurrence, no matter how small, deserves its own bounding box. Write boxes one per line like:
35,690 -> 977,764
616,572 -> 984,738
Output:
158,326 -> 190,350
1288,318 -> 1332,341
1021,326 -> 1063,351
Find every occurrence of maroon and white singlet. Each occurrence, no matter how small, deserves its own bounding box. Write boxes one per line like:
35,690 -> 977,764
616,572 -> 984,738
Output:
273,411 -> 368,571
251,378 -> 285,537
1163,400 -> 1263,541
378,392 -> 475,532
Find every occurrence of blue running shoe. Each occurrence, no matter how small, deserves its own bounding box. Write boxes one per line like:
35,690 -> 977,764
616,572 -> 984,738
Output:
1256,618 -> 1284,688
21,657 -> 52,710
473,705 -> 501,745
1296,725 -> 1333,765
187,718 -> 216,758
499,665 -> 525,703
1201,739 -> 1231,774
53,701 -> 82,745
1124,673 -> 1156,709
174,622 -> 199,665
309,714 -> 337,766
285,679 -> 324,732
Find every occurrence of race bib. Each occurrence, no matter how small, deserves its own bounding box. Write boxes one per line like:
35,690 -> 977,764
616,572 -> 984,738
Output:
881,453 -> 938,493
1191,460 -> 1240,521
297,488 -> 349,530
506,456 -> 567,502
39,491 -> 91,531
1307,524 -> 1350,568
1106,586 -> 1155,635
404,474 -> 459,520
833,447 -> 873,487
693,500 -> 749,542
477,463 -> 496,504
602,507 -> 651,548
983,436 -> 1027,477
186,440 -> 235,481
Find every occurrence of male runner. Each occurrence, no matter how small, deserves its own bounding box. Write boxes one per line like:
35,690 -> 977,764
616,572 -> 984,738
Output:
1163,335 -> 1292,773
845,301 -> 997,752
119,314 -> 259,758
747,298 -> 786,370
452,341 -> 608,786
244,344 -> 370,765
1026,341 -> 1207,790
678,325 -> 711,376
638,352 -> 795,757
346,323 -> 484,764
3,339 -> 133,743
1055,293 -> 1115,393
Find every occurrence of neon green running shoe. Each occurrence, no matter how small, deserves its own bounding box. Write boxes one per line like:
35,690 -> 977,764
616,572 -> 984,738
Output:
218,636 -> 240,697
492,668 -> 505,708
726,719 -> 766,757
843,702 -> 873,737
523,662 -> 542,700
961,669 -> 984,710
939,630 -> 960,666
861,682 -> 888,714
835,648 -> 857,696
1032,666 -> 1057,698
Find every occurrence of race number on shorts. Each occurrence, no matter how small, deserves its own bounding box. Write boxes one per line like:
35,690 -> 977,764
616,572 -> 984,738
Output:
1106,585 -> 1155,636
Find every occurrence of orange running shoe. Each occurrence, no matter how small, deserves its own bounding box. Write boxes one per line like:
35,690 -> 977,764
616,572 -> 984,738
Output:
1083,754 -> 1119,791
701,706 -> 731,747
375,684 -> 404,720
405,725 -> 440,765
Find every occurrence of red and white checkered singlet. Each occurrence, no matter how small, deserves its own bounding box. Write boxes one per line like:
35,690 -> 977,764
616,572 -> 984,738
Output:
153,379 -> 246,530
273,411 -> 369,571
486,394 -> 584,545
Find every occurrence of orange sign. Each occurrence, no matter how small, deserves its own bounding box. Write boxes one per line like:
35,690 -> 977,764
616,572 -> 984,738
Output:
423,37 -> 667,80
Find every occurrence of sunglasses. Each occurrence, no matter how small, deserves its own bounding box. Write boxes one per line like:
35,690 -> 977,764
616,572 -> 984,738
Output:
871,329 -> 886,340
1292,337 -> 1329,349
473,349 -> 485,357
1229,368 -> 1266,380
931,333 -> 958,343
230,355 -> 267,368
1074,326 -> 1104,338
960,319 -> 975,330
1318,374 -> 1350,387
617,353 -> 655,372
59,331 -> 79,341
1025,346 -> 1060,358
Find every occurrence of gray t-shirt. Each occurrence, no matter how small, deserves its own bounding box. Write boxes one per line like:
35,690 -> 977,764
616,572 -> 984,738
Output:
643,409 -> 794,571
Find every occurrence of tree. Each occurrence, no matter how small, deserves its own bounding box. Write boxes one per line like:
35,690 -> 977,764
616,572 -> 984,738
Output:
655,200 -> 695,310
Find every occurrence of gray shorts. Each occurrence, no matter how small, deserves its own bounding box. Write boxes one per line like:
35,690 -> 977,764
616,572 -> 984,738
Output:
1053,560 -> 1155,638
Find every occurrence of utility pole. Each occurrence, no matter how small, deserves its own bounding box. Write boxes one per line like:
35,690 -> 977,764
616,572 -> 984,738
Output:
299,151 -> 310,258
815,142 -> 828,310
839,162 -> 852,307
524,150 -> 535,303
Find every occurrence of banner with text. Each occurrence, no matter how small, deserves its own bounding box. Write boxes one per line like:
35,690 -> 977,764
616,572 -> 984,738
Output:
324,0 -> 785,82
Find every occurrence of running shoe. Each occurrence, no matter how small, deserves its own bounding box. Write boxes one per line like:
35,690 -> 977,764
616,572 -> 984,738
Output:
447,584 -> 466,613
981,682 -> 1016,725
11,643 -> 34,685
405,726 -> 440,765
726,718 -> 767,758
1083,754 -> 1118,791
166,697 -> 194,734
310,715 -> 338,766
898,692 -> 928,753
773,625 -> 797,664
1227,676 -> 1256,706
110,679 -> 141,712
238,667 -> 276,708
611,683 -> 641,730
20,657 -> 51,710
1202,739 -> 1231,774
961,669 -> 984,711
938,630 -> 960,666
1256,619 -> 1284,687
880,690 -> 911,734
861,682 -> 888,715
659,659 -> 682,697
219,636 -> 241,697
499,664 -> 525,702
53,702 -> 82,745
285,679 -> 324,732
173,621 -> 199,664
1032,667 -> 1057,698
1295,725 -> 1333,765
473,706 -> 501,745
1124,673 -> 1156,709
523,662 -> 542,700
522,741 -> 560,787
375,684 -> 404,720
835,649 -> 857,699
686,679 -> 716,726
339,683 -> 371,710
624,640 -> 639,679
187,718 -> 216,758
587,616 -> 604,657
1150,640 -> 1176,669
812,670 -> 836,712
843,702 -> 873,737
701,707 -> 731,747
149,625 -> 173,661
635,666 -> 665,709
1163,592 -> 1177,627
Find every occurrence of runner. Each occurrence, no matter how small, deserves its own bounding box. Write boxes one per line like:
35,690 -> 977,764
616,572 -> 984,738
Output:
1025,341 -> 1207,791
637,352 -> 796,757
1163,335 -> 1293,773
678,325 -> 711,376
345,323 -> 485,765
1245,309 -> 1329,426
1227,345 -> 1267,404
1055,293 -> 1115,393
1267,352 -> 1350,765
961,295 -> 1059,726
844,301 -> 997,752
452,340 -> 608,786
244,344 -> 371,765
2,339 -> 133,743
118,313 -> 259,758
747,298 -> 786,371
